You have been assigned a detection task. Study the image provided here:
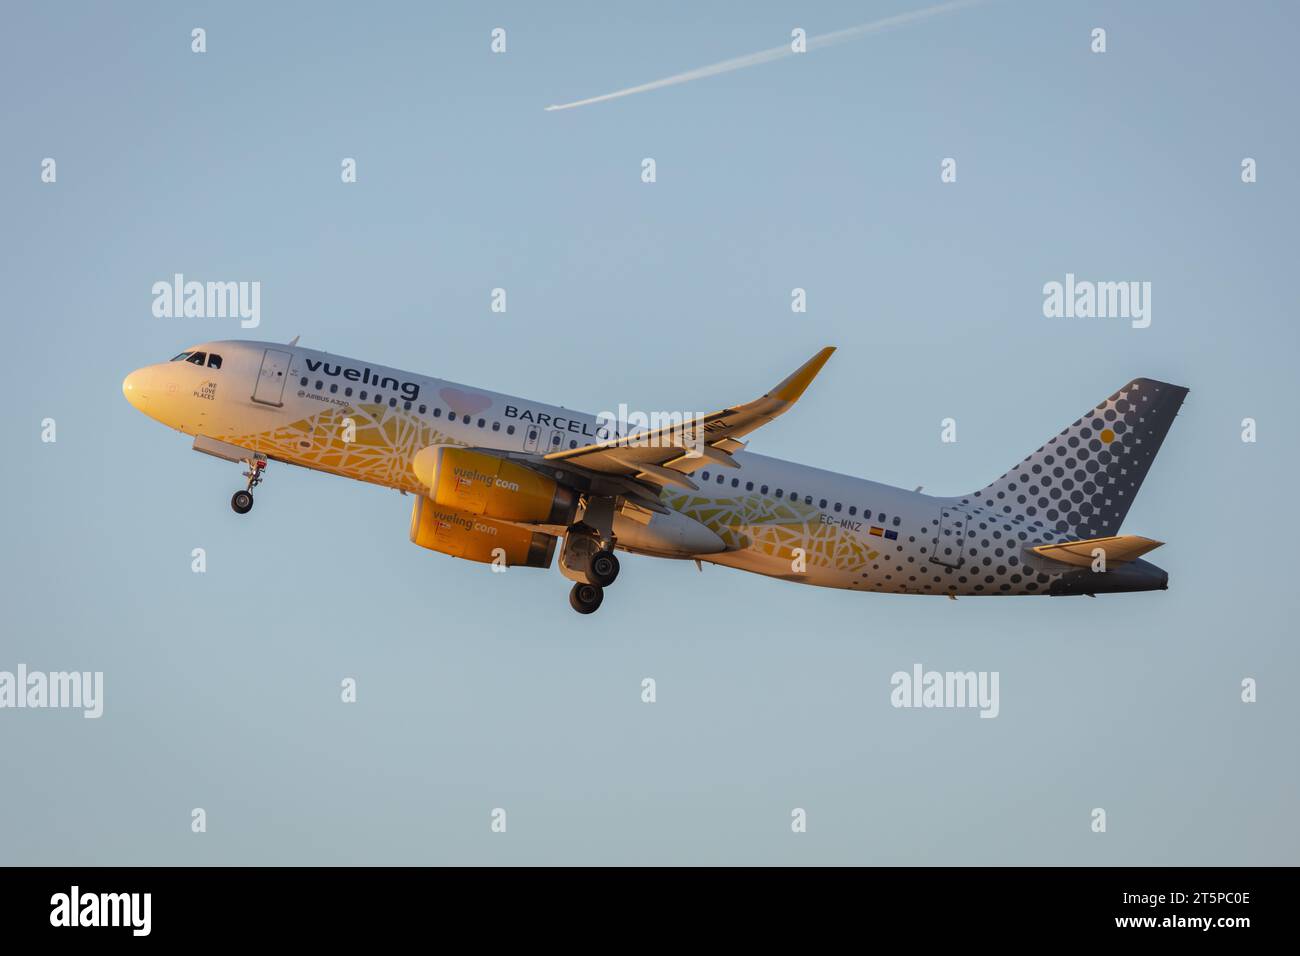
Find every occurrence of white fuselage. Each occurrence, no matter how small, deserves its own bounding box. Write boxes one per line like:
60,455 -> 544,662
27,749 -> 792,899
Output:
124,340 -> 1167,598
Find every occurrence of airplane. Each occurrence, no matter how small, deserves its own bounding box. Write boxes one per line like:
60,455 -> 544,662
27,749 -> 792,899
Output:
122,341 -> 1187,613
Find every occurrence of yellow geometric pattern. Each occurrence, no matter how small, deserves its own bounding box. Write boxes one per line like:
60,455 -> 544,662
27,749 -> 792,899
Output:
216,405 -> 878,576
214,404 -> 463,495
663,490 -> 880,572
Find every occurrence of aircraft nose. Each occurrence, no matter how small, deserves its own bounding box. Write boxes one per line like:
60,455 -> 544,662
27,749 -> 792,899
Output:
122,368 -> 151,410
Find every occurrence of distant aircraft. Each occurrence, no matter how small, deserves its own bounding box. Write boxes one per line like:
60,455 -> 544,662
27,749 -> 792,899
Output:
124,342 -> 1186,613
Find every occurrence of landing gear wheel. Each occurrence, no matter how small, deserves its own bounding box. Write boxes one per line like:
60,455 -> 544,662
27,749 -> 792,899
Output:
232,456 -> 266,515
589,551 -> 620,587
569,582 -> 604,614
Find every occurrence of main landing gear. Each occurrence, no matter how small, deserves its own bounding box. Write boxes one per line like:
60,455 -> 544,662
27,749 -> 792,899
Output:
560,495 -> 621,614
231,456 -> 267,514
569,582 -> 604,614
589,550 -> 620,587
560,531 -> 620,614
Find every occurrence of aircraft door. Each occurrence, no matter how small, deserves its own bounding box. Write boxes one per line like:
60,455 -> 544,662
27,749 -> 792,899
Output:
932,506 -> 969,568
252,349 -> 292,406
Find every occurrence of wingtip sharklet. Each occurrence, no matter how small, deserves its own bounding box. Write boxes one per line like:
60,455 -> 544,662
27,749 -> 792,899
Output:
769,346 -> 836,404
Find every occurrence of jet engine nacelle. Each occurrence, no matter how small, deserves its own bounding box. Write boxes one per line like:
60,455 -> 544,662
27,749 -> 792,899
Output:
409,496 -> 556,568
412,446 -> 577,525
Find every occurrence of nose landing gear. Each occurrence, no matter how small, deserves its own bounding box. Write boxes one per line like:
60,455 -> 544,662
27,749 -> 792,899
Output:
231,456 -> 267,514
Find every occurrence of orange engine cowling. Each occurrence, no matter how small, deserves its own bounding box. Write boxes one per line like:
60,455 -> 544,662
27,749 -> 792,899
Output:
409,496 -> 556,568
413,447 -> 577,525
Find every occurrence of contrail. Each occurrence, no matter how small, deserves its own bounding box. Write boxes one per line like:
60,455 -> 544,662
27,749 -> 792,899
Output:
544,0 -> 984,112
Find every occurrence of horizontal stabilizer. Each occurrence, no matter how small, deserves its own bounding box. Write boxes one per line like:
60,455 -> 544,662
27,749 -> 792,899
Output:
1030,535 -> 1163,568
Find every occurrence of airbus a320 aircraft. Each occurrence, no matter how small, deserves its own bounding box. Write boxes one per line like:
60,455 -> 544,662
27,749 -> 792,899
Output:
123,341 -> 1186,613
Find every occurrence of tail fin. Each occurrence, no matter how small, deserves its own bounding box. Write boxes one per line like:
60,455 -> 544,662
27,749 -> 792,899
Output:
968,378 -> 1188,539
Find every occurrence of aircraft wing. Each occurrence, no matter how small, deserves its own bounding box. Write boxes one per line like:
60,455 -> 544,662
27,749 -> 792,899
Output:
542,347 -> 835,491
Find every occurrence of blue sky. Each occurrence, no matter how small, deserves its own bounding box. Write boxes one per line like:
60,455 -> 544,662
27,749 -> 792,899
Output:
1,0 -> 1297,864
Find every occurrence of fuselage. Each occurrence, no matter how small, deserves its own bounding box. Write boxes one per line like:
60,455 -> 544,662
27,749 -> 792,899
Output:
123,340 -> 1170,597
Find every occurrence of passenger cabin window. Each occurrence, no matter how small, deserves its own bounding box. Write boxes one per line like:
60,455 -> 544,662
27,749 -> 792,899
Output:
185,352 -> 207,366
206,354 -> 222,369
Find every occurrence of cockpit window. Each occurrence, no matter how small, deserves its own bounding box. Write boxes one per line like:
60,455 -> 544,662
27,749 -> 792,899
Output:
185,352 -> 207,366
170,351 -> 192,362
206,353 -> 222,369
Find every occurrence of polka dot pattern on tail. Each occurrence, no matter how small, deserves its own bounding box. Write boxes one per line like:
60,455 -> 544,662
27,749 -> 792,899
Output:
966,378 -> 1189,541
